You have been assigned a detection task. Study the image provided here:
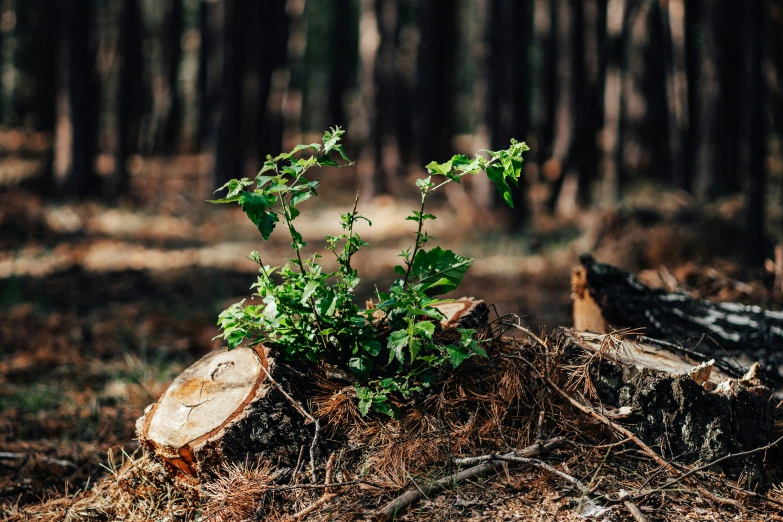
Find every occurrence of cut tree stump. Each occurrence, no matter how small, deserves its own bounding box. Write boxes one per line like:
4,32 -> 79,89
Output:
136,345 -> 312,478
431,297 -> 489,329
554,327 -> 775,488
572,254 -> 783,380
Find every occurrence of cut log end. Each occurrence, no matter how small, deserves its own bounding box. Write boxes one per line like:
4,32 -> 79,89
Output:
431,297 -> 489,329
137,345 -> 311,478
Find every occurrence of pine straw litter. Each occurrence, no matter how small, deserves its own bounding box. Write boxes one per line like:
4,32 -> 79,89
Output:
6,317 -> 783,522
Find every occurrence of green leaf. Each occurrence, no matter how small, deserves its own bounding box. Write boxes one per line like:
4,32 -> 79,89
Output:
393,265 -> 407,277
387,330 -> 409,364
486,165 -> 514,208
348,356 -> 373,380
256,174 -> 275,187
425,159 -> 453,176
215,178 -> 253,198
291,190 -> 312,207
409,247 -> 473,296
413,321 -> 435,339
446,344 -> 471,368
239,192 -> 279,240
301,281 -> 319,304
362,339 -> 382,356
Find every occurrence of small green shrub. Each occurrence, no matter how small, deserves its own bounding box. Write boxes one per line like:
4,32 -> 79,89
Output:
211,127 -> 528,416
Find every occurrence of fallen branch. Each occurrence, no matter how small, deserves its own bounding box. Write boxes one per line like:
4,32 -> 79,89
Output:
375,437 -> 566,521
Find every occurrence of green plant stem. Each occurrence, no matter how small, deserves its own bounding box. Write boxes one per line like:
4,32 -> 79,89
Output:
279,193 -> 330,352
402,193 -> 428,288
344,195 -> 360,271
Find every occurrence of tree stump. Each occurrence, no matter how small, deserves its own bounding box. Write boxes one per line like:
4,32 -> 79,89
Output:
554,328 -> 775,489
136,345 -> 312,478
432,297 -> 489,329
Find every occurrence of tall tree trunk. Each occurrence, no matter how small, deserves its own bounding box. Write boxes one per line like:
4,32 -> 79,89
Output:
198,0 -> 222,154
355,0 -> 382,198
282,0 -> 307,149
372,0 -> 402,195
742,0 -> 765,267
415,0 -> 457,163
546,0 -> 583,216
255,0 -> 288,161
161,0 -> 183,153
691,0 -> 742,203
532,0 -> 557,180
327,0 -> 356,129
56,0 -> 98,200
600,0 -> 626,207
111,0 -> 144,199
660,0 -> 689,191
214,0 -> 246,189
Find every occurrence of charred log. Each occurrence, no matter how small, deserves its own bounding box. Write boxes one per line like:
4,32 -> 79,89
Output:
573,254 -> 783,365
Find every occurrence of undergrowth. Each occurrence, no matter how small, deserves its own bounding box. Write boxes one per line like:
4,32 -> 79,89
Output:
211,127 -> 529,416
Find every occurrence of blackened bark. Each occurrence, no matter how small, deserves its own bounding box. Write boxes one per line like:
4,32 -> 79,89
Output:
112,0 -> 145,199
214,0 -> 246,189
60,0 -> 98,200
578,254 -> 783,360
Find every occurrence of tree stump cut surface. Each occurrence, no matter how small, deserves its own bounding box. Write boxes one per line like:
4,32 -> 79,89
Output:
137,345 -> 310,478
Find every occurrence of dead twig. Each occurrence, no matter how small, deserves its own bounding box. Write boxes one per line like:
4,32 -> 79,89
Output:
376,437 -> 567,521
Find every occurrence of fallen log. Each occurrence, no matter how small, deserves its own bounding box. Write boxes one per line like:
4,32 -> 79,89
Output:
136,345 -> 312,478
553,328 -> 775,489
572,254 -> 783,371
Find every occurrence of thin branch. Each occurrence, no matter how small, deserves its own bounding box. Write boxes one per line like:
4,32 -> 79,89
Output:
377,437 -> 566,521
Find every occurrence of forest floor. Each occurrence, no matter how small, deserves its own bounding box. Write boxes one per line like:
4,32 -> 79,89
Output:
1,156 -> 782,520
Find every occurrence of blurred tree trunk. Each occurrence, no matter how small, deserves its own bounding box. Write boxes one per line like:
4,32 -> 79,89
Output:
691,0 -> 742,203
255,0 -> 288,160
355,0 -> 384,198
482,0 -> 532,219
160,0 -> 183,153
282,0 -> 306,148
660,0 -> 689,191
111,0 -> 144,199
55,0 -> 98,200
600,0 -> 626,207
415,0 -> 457,163
742,0 -> 765,267
327,0 -> 355,129
214,0 -> 246,188
532,0 -> 557,180
198,0 -> 222,154
545,0 -> 583,216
